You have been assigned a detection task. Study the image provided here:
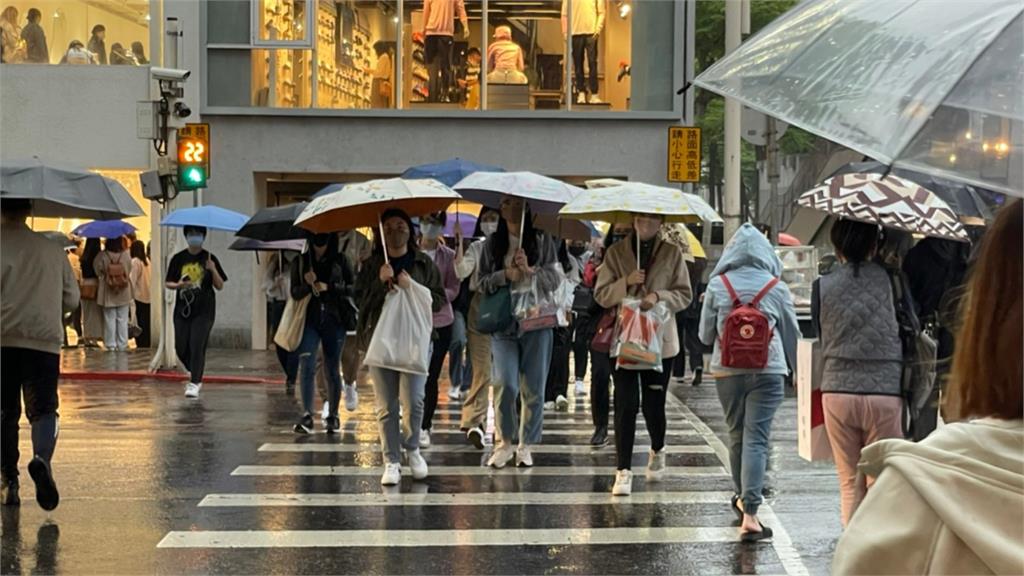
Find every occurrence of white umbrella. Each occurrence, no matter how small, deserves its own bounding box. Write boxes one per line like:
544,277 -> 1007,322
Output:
453,171 -> 582,214
560,182 -> 704,224
799,173 -> 969,242
694,0 -> 1023,197
585,178 -> 723,224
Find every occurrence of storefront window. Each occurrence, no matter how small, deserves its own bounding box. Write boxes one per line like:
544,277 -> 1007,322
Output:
1,0 -> 150,65
209,0 -> 676,114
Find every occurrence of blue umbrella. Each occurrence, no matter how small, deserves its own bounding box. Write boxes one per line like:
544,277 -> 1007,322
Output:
401,158 -> 505,187
72,220 -> 137,238
160,205 -> 249,232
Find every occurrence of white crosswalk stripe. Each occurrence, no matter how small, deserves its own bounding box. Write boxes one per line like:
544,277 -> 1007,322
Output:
231,465 -> 728,477
257,443 -> 715,454
199,491 -> 736,507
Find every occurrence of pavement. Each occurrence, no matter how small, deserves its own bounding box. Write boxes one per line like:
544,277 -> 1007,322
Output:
1,349 -> 842,575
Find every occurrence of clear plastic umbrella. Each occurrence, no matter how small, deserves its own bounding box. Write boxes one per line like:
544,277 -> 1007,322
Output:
694,0 -> 1023,197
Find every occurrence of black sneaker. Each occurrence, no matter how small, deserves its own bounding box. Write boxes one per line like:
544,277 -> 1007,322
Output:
294,413 -> 314,434
27,457 -> 58,511
466,426 -> 484,450
1,476 -> 19,506
285,380 -> 296,396
590,426 -> 609,447
692,369 -> 703,387
325,415 -> 340,435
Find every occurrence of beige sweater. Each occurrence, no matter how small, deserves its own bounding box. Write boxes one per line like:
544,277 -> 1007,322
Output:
94,249 -> 134,308
1,221 -> 80,354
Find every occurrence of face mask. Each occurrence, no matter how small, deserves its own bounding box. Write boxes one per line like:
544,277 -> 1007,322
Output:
481,222 -> 498,238
385,228 -> 409,249
568,245 -> 586,257
421,224 -> 443,240
186,234 -> 205,248
312,234 -> 330,247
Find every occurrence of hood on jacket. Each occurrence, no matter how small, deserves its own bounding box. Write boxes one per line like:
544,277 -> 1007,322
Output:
710,223 -> 782,278
858,419 -> 1024,574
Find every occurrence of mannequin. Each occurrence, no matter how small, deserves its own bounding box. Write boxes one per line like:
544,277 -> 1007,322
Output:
561,0 -> 606,104
422,0 -> 469,103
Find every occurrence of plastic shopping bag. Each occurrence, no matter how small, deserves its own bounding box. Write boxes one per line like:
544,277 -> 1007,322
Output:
553,278 -> 576,328
613,298 -> 672,372
512,276 -> 559,333
364,279 -> 433,375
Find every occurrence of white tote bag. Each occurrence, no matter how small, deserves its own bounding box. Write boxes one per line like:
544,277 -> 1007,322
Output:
364,279 -> 433,375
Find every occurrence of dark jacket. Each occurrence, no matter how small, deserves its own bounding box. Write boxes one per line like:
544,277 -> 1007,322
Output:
87,36 -> 106,64
21,22 -> 47,63
290,251 -> 356,330
354,250 -> 445,352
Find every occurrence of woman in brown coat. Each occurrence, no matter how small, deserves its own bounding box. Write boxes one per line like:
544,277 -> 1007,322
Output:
595,214 -> 692,496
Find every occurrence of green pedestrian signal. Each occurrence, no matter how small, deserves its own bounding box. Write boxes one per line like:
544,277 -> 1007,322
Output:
176,124 -> 210,191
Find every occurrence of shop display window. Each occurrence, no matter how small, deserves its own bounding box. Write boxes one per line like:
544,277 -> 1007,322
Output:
1,0 -> 150,65
252,48 -> 312,108
253,0 -> 312,47
316,1 -> 397,110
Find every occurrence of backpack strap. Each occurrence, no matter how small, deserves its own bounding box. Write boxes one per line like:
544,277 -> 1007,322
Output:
720,274 -> 741,307
750,277 -> 780,308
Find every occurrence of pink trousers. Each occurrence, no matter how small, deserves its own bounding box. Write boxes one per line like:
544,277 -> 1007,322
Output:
822,394 -> 903,527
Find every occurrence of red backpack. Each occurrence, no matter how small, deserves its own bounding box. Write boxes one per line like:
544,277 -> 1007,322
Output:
719,274 -> 779,369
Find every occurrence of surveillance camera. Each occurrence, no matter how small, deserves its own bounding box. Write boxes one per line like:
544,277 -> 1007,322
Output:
151,67 -> 191,82
173,102 -> 192,119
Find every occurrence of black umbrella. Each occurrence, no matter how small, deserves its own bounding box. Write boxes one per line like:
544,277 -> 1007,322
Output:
236,202 -> 308,241
829,161 -> 1001,223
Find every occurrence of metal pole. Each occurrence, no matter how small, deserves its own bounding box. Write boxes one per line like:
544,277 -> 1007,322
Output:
767,117 -> 781,245
722,0 -> 742,242
565,0 -> 573,110
481,0 -> 488,110
396,0 -> 404,110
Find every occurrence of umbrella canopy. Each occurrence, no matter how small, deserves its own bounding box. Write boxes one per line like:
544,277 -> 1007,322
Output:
444,212 -> 477,238
533,214 -> 598,242
41,231 -> 77,249
658,223 -> 704,262
560,182 -> 704,224
585,178 -> 723,223
778,232 -> 802,247
72,220 -> 137,239
296,178 -> 460,233
798,173 -> 968,242
236,202 -> 309,241
229,237 -> 306,252
830,161 -> 1000,223
1,158 -> 145,219
402,158 -> 505,187
160,205 -> 249,232
694,0 -> 1024,197
453,171 -> 582,214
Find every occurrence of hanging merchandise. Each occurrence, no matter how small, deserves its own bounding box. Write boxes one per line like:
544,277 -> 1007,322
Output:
613,298 -> 672,372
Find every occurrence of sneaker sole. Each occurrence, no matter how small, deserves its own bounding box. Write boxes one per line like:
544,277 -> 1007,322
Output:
294,424 -> 313,434
612,489 -> 632,497
467,430 -> 484,450
380,477 -> 400,486
489,456 -> 513,469
28,458 -> 58,511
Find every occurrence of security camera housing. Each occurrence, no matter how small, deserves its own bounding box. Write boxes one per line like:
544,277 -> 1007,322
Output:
151,67 -> 191,82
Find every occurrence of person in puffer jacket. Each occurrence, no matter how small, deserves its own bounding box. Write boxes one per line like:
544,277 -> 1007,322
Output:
700,223 -> 799,542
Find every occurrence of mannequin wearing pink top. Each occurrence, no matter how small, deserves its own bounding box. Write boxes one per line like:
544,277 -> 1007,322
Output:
486,26 -> 527,85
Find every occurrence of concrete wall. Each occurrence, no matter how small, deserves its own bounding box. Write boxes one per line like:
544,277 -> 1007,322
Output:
201,114 -> 675,348
0,64 -> 151,168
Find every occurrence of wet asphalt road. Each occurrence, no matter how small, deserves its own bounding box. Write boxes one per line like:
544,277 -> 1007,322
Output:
1,352 -> 842,575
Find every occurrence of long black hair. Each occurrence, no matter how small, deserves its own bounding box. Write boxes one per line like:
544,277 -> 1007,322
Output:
471,205 -> 500,238
831,218 -> 879,277
81,237 -> 101,278
373,208 -> 418,257
489,203 -> 539,269
130,238 -> 148,265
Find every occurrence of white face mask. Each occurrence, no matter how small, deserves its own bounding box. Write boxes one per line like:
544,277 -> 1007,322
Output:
421,223 -> 443,240
481,222 -> 498,238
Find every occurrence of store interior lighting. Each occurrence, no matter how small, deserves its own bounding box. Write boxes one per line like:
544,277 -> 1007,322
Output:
616,1 -> 631,19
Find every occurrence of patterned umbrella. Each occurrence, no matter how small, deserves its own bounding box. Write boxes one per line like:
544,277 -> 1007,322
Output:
295,178 -> 460,233
559,182 -> 704,224
584,178 -> 723,224
798,173 -> 968,242
453,171 -> 582,214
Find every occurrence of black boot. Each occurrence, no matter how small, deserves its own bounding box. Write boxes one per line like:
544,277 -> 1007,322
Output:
1,475 -> 19,506
590,426 -> 609,447
27,457 -> 58,511
692,369 -> 702,387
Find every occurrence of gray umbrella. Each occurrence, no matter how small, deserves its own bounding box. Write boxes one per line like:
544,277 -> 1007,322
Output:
0,157 -> 146,219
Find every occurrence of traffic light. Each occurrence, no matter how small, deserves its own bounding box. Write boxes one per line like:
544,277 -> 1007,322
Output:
176,124 -> 210,191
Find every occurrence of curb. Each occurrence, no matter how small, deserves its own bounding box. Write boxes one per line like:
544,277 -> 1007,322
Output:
60,370 -> 285,385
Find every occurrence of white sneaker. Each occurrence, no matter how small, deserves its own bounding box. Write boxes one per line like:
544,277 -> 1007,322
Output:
589,95 -> 604,104
447,385 -> 462,400
612,469 -> 633,496
407,449 -> 429,480
646,448 -> 666,482
380,462 -> 401,486
516,445 -> 534,468
487,441 -> 516,469
544,400 -> 556,411
419,429 -> 431,449
321,401 -> 330,421
574,379 -> 586,396
576,92 -> 587,104
184,382 -> 201,398
555,395 -> 569,412
343,384 -> 358,412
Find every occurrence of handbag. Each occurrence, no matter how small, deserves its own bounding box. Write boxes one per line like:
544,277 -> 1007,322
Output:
571,284 -> 595,314
273,294 -> 310,352
79,279 -> 98,301
476,285 -> 513,334
590,308 -> 617,353
513,276 -> 559,333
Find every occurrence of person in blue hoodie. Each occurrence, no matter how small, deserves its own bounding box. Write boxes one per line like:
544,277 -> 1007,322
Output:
700,223 -> 800,542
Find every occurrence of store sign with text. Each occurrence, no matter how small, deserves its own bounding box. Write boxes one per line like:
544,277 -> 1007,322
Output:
668,126 -> 701,183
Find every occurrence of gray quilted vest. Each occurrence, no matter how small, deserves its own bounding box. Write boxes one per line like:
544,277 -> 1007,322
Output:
819,262 -> 903,396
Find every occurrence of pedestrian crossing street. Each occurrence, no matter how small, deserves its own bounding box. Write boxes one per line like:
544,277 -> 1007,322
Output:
156,382 -> 809,575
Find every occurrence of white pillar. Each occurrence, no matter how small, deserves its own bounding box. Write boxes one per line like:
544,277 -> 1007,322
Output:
723,0 -> 743,242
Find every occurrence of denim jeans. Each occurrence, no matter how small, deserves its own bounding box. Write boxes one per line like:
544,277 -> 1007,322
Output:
370,366 -> 426,463
449,311 -> 469,390
490,328 -> 553,446
297,314 -> 343,417
715,373 -> 785,516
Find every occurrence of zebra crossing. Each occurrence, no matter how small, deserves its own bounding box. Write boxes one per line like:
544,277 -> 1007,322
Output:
155,381 -> 809,575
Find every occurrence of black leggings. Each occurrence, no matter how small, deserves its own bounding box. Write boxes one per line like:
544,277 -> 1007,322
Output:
1,347 -> 60,479
590,350 -> 611,428
174,312 -> 214,384
613,357 -> 673,470
422,323 -> 453,431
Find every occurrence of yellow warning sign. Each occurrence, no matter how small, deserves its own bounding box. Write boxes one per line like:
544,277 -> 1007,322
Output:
668,126 -> 701,183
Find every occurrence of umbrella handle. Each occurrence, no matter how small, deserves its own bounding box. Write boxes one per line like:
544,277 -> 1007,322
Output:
378,217 -> 390,266
519,206 -> 525,250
